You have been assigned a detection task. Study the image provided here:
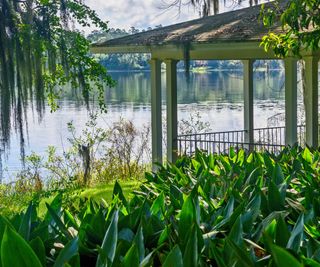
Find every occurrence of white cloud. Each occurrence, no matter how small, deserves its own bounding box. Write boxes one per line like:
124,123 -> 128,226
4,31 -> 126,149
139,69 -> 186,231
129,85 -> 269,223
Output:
85,0 -> 198,32
84,0 -> 267,33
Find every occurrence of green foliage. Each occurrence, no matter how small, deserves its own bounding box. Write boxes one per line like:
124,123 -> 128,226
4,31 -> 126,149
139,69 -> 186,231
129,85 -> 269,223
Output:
1,147 -> 320,266
261,0 -> 320,57
0,0 -> 114,155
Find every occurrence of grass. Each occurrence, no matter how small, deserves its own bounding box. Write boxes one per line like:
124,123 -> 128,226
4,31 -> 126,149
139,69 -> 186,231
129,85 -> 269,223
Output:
80,180 -> 140,202
0,180 -> 141,218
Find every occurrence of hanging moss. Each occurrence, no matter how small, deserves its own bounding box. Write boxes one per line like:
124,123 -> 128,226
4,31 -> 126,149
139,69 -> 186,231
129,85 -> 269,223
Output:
0,0 -> 114,164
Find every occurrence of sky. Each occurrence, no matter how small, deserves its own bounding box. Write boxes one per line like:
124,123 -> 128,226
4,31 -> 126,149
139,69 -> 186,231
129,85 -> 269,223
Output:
85,0 -> 199,32
84,0 -> 261,34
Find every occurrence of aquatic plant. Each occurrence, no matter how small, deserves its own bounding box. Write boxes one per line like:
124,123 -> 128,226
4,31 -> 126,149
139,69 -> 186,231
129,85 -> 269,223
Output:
1,147 -> 320,266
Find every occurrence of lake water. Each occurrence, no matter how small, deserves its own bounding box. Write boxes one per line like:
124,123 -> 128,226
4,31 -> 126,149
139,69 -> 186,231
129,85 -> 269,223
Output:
3,65 -> 305,180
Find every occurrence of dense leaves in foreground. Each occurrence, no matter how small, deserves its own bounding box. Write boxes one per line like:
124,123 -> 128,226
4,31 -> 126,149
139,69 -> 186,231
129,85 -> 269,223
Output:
1,147 -> 320,266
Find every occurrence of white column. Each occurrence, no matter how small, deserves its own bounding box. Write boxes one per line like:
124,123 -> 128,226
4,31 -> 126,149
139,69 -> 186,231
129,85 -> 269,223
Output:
165,59 -> 178,163
284,58 -> 298,146
304,56 -> 319,148
243,60 -> 254,149
150,59 -> 162,168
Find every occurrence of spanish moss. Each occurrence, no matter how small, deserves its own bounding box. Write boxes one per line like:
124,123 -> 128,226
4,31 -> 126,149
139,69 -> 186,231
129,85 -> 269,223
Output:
0,0 -> 114,164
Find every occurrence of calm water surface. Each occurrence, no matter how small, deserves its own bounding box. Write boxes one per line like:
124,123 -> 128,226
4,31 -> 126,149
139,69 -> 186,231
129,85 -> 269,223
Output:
4,67 -> 302,179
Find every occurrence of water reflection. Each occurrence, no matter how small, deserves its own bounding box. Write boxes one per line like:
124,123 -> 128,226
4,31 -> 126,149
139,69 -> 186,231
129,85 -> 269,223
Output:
106,69 -> 285,105
4,69 -> 287,177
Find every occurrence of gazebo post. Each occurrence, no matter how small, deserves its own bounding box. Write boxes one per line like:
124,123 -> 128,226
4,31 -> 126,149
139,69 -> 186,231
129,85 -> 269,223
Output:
304,56 -> 319,148
150,59 -> 163,169
165,59 -> 178,163
284,58 -> 298,146
243,59 -> 254,150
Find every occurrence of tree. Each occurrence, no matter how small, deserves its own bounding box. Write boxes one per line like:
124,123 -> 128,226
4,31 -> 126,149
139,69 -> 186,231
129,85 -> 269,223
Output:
0,0 -> 113,158
173,0 -> 320,57
162,0 -> 261,16
261,0 -> 320,57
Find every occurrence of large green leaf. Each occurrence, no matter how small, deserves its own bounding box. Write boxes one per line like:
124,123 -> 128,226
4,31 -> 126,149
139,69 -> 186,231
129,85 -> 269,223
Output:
46,202 -> 72,238
183,225 -> 198,267
302,147 -> 313,164
270,244 -> 303,267
275,215 -> 290,247
18,203 -> 33,241
134,225 -> 145,263
228,216 -> 243,245
1,226 -> 42,267
226,238 -> 254,267
268,181 -> 284,211
272,163 -> 284,185
163,245 -> 183,267
287,214 -> 304,252
122,244 -> 139,267
112,181 -> 128,206
0,216 -> 15,267
96,210 -> 119,267
150,192 -> 164,217
140,252 -> 154,267
179,195 -> 196,245
53,237 -> 79,267
30,237 -> 46,267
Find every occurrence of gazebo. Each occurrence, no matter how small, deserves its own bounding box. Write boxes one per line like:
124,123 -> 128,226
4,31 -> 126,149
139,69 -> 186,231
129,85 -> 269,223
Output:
91,3 -> 319,166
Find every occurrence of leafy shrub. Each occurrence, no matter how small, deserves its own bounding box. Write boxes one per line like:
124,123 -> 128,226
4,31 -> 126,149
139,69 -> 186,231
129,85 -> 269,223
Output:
12,114 -> 151,192
1,147 -> 320,266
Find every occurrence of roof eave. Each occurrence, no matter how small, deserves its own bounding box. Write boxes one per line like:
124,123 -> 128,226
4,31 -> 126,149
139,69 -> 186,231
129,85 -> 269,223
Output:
90,40 -> 282,60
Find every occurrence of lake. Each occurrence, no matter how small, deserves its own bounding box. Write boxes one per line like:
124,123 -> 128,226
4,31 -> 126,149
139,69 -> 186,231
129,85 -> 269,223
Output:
3,65 -> 305,180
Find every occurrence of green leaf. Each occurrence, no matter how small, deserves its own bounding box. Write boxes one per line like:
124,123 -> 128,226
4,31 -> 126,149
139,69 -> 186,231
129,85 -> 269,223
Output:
53,237 -> 79,267
210,244 -> 228,267
123,244 -> 139,267
64,209 -> 79,230
272,163 -> 284,185
179,195 -> 196,245
183,225 -> 198,267
1,226 -> 42,267
140,252 -> 154,267
163,245 -> 183,267
245,167 -> 260,186
112,181 -> 128,206
96,210 -> 119,267
303,258 -> 320,267
287,214 -> 304,252
270,244 -> 303,267
226,238 -> 254,267
275,215 -> 290,247
29,237 -> 46,267
0,216 -> 14,267
242,194 -> 261,232
303,147 -> 313,164
134,225 -> 145,263
228,216 -> 243,245
44,193 -> 62,222
118,228 -> 134,242
150,192 -> 165,217
157,226 -> 169,246
18,203 -> 33,241
268,181 -> 284,211
46,202 -> 72,239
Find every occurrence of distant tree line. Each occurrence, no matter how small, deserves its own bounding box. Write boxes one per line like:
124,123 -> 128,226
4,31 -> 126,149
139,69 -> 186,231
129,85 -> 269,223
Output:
88,28 -> 283,71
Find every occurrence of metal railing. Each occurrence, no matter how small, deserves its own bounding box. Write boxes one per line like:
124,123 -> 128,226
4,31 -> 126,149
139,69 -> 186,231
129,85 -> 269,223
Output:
177,125 -> 306,155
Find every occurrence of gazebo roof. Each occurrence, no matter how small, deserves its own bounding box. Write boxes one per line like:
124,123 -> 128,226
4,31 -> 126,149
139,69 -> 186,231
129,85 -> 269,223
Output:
91,2 -> 283,54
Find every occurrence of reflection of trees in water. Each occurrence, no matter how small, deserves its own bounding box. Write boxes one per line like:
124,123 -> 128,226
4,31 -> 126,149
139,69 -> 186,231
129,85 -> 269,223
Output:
105,72 -> 151,104
102,70 -> 285,106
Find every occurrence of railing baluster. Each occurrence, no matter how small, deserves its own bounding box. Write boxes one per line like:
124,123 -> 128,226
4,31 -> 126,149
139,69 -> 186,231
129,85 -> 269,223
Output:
176,125 -> 291,156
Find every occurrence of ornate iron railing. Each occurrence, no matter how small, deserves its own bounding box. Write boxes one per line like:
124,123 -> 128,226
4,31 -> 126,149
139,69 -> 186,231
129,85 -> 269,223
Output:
177,125 -> 306,155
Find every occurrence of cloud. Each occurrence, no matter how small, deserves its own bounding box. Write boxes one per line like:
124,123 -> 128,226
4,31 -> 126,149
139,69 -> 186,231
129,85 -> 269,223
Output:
85,0 -> 198,32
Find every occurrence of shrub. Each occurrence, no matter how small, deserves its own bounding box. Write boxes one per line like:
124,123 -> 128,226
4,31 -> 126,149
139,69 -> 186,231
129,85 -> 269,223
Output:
1,147 -> 320,266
